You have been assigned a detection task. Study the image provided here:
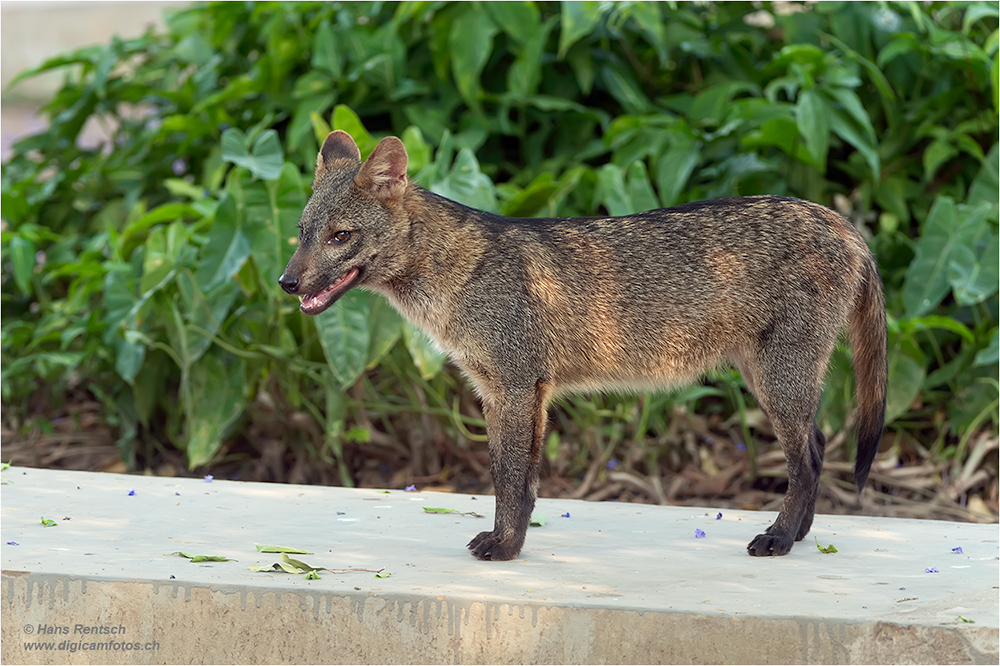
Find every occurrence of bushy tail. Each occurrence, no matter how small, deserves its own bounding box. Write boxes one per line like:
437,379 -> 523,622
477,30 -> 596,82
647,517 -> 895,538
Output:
848,257 -> 888,491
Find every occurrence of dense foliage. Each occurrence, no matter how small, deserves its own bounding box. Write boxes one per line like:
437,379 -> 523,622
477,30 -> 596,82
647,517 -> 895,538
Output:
1,1 -> 997,510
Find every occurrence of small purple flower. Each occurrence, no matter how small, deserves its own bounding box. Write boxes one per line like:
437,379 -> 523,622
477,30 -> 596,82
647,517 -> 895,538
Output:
7,541 -> 18,546
561,512 -> 570,518
716,512 -> 722,520
175,492 -> 180,496
735,441 -> 746,452
695,529 -> 706,539
925,567 -> 939,573
128,489 -> 135,496
606,459 -> 618,470
404,484 -> 416,492
204,475 -> 213,482
951,547 -> 963,554
336,511 -> 345,515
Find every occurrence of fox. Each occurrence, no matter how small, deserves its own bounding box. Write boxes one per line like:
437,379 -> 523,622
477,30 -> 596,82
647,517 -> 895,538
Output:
279,130 -> 888,561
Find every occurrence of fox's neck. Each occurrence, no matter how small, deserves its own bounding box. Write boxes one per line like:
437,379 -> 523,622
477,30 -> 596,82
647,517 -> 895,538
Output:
374,186 -> 490,344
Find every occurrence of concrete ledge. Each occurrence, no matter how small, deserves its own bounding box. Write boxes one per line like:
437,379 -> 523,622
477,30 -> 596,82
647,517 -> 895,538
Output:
2,468 -> 997,664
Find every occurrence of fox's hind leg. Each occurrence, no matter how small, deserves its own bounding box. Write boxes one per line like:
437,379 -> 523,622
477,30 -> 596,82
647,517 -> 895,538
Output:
795,423 -> 826,540
735,330 -> 834,557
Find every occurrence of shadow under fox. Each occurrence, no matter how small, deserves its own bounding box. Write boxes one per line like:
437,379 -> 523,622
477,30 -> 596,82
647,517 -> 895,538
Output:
279,131 -> 888,561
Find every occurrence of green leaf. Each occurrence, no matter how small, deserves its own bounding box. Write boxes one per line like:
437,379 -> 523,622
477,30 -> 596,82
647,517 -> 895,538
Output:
923,138 -> 958,183
823,86 -> 876,144
559,0 -> 602,59
449,10 -> 498,105
400,126 -> 432,175
974,330 -> 999,366
429,148 -> 498,213
115,334 -> 146,384
332,105 -> 377,158
596,163 -> 632,216
948,233 -> 999,305
485,1 -> 540,45
315,290 -> 372,389
814,537 -> 838,554
828,107 -> 881,179
281,552 -> 323,571
404,322 -> 447,380
220,128 -> 284,181
690,81 -> 758,125
626,161 -> 659,213
311,19 -> 343,79
41,517 -> 57,527
501,172 -> 558,217
243,163 -> 307,288
963,3 -> 999,34
967,143 -> 999,207
904,315 -> 975,344
795,89 -> 830,169
171,551 -> 235,562
141,221 -> 189,294
656,137 -> 700,207
600,65 -> 652,115
423,507 -> 457,514
903,199 -> 994,317
185,352 -> 246,468
177,275 -> 240,363
545,430 -> 561,463
885,332 -> 927,423
9,236 -> 35,296
629,2 -> 668,65
530,513 -> 547,527
367,296 -> 403,370
195,194 -> 251,292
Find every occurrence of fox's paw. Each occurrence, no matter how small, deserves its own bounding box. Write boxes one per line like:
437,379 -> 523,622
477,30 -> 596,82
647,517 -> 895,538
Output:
467,530 -> 521,561
747,531 -> 794,557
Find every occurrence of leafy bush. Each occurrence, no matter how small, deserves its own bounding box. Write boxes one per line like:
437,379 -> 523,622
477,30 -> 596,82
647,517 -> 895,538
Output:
2,2 -> 997,507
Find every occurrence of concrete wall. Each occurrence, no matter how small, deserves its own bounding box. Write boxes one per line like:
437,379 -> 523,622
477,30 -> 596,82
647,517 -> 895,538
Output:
1,1 -> 186,103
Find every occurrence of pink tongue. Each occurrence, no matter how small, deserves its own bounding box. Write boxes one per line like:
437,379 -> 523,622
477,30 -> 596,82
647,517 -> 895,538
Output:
301,268 -> 358,311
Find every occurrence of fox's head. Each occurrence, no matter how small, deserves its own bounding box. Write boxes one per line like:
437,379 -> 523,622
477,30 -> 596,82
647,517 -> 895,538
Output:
278,130 -> 410,315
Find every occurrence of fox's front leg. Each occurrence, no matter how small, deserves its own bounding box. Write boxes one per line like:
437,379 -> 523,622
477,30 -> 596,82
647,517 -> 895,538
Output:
468,380 -> 552,561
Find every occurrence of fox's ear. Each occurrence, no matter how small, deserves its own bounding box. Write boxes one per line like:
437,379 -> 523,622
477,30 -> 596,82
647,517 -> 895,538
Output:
317,130 -> 361,176
355,137 -> 409,203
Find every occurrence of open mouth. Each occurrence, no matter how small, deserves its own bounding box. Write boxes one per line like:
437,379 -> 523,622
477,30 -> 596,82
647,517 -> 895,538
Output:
299,267 -> 362,315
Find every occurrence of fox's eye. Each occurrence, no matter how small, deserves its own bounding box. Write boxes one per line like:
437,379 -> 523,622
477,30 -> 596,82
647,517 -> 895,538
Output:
331,230 -> 351,244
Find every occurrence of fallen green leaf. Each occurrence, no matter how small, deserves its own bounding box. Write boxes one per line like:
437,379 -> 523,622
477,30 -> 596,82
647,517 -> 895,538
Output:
256,545 -> 313,554
41,517 -> 57,527
375,571 -> 392,578
281,552 -> 323,571
422,507 -> 484,518
959,615 -> 975,623
304,570 -> 321,580
530,513 -> 547,527
815,537 -> 838,554
170,551 -> 234,562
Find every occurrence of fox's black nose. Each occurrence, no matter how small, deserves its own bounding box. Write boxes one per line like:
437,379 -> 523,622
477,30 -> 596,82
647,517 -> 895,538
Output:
278,274 -> 300,295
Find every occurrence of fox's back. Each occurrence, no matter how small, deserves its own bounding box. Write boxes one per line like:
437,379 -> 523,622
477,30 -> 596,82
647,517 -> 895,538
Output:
462,196 -> 873,392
